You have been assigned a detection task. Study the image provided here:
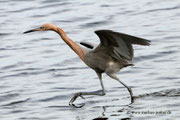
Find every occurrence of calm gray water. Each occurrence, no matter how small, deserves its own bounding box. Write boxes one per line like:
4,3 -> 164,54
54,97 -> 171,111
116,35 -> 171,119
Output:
0,0 -> 180,120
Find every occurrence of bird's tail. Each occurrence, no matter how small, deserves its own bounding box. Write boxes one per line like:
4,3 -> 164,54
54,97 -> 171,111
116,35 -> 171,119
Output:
124,63 -> 134,67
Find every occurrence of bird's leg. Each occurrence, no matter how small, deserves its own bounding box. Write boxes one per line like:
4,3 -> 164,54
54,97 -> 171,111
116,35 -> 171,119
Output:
69,73 -> 105,107
107,73 -> 134,103
96,72 -> 106,94
118,79 -> 134,103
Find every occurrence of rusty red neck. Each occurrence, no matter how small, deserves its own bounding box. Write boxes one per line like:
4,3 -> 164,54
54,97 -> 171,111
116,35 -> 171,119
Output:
53,27 -> 85,63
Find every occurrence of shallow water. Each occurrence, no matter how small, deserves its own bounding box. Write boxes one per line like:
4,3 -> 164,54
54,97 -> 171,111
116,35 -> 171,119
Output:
0,0 -> 180,120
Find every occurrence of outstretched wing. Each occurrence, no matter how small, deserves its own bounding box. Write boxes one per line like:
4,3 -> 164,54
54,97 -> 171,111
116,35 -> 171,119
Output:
94,30 -> 150,61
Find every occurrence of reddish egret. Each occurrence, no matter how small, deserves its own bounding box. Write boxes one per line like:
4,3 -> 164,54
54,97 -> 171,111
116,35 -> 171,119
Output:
24,23 -> 150,107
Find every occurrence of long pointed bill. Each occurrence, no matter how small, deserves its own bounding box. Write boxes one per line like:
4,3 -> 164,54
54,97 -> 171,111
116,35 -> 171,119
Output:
23,28 -> 42,34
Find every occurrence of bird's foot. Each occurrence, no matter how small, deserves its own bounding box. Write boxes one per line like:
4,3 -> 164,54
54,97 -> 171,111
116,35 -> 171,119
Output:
69,93 -> 85,108
70,103 -> 85,108
69,90 -> 106,108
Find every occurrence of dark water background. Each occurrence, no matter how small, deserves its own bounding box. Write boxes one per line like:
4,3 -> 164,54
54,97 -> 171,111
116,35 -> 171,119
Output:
0,0 -> 180,120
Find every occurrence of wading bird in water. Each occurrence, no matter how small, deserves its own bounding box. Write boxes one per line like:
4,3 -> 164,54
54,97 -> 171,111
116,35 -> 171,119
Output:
24,23 -> 150,107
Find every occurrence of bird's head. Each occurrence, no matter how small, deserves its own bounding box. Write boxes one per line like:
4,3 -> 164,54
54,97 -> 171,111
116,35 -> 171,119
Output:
23,23 -> 56,34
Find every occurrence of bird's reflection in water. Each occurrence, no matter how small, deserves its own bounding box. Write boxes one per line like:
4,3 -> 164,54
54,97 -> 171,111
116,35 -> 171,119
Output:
91,107 -> 108,120
91,106 -> 132,120
74,104 -> 132,120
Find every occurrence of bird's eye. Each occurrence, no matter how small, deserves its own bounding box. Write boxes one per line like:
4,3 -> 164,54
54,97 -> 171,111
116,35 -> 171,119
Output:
40,26 -> 44,29
40,26 -> 46,30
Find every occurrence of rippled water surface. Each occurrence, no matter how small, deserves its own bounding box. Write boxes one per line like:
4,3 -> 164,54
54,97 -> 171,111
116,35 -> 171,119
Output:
1,0 -> 180,120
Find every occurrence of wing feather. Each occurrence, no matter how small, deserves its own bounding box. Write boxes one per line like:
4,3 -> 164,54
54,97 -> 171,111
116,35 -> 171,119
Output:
94,30 -> 150,61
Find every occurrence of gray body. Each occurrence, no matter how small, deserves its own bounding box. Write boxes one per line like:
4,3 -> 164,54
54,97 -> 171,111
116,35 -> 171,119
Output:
84,49 -> 125,74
